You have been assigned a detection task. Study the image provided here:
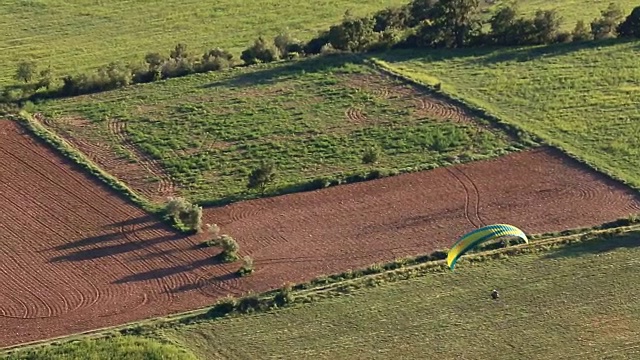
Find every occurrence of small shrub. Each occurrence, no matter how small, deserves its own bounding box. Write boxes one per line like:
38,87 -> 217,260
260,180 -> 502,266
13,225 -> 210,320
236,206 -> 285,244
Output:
237,255 -> 255,277
247,161 -> 276,195
362,146 -> 380,164
274,283 -> 294,307
571,20 -> 592,41
236,293 -> 261,313
216,235 -> 239,263
163,196 -> 203,232
205,223 -> 221,237
241,36 -> 279,65
207,296 -> 237,317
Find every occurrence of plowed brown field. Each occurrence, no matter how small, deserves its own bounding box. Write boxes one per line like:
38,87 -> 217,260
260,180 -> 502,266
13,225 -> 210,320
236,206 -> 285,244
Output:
1,120 -> 639,348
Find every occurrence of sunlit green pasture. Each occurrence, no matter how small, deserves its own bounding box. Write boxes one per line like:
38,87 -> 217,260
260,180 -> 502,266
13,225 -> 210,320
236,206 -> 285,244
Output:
36,57 -> 520,203
154,230 -> 640,359
2,0 -> 638,85
0,0 -> 409,84
378,39 -> 640,188
2,336 -> 197,360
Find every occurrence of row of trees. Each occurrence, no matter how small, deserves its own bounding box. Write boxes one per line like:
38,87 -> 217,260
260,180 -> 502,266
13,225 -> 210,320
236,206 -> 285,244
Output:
5,1 -> 640,102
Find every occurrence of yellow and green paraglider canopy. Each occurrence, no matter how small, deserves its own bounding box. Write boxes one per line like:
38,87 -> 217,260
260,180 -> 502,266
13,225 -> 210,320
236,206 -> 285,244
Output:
447,224 -> 528,270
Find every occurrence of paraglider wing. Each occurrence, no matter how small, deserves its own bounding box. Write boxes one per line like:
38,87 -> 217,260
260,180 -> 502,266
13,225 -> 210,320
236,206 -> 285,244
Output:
447,224 -> 528,270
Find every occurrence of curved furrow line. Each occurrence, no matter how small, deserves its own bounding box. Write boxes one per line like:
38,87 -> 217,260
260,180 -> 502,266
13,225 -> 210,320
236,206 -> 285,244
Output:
0,132 -> 167,312
0,224 -> 59,318
415,97 -> 469,124
195,269 -> 245,298
106,117 -> 177,197
0,193 -> 96,318
452,167 -> 486,227
227,202 -> 267,223
445,167 -> 477,228
345,107 -> 367,123
122,223 -> 189,303
0,182 -> 121,317
2,134 -> 151,220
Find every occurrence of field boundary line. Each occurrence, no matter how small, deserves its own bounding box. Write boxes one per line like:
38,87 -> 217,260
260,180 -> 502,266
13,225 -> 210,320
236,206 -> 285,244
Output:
3,223 -> 639,354
367,58 -> 640,195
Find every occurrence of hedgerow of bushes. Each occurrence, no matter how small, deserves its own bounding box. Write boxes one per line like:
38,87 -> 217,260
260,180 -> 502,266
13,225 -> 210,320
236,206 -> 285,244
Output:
4,1 -> 640,103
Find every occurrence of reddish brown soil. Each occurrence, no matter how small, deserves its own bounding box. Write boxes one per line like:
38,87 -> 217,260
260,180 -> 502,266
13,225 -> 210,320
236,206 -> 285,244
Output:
1,120 -> 640,348
33,113 -> 176,203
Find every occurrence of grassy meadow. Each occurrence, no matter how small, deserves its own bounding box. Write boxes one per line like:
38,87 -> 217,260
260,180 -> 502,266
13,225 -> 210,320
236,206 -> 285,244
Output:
1,336 -> 197,360
2,0 -> 638,85
377,39 -> 640,188
0,0 -> 409,84
154,230 -> 640,359
36,57 -> 521,203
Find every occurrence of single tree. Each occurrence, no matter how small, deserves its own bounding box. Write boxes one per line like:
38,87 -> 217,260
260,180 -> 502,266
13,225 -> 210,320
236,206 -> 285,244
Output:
14,61 -> 36,83
247,161 -> 276,195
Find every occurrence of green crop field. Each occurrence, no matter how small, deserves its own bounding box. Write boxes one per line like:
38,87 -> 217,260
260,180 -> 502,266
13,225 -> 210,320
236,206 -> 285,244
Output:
155,230 -> 640,359
0,0 -> 409,84
376,38 -> 640,189
35,57 -> 521,203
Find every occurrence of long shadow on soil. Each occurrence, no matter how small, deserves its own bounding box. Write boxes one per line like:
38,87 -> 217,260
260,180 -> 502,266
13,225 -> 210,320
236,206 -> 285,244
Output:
543,230 -> 640,260
378,37 -> 636,66
47,228 -> 184,262
112,257 -> 225,284
168,272 -> 239,294
200,53 -> 366,88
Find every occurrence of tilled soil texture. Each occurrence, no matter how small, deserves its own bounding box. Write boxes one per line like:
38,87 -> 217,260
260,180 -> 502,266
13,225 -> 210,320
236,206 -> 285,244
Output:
2,120 -> 640,348
33,113 -> 177,203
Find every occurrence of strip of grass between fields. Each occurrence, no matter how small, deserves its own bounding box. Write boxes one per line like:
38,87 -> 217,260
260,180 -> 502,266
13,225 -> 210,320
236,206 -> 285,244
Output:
3,214 -> 639,354
14,111 -> 193,234
369,58 -> 640,194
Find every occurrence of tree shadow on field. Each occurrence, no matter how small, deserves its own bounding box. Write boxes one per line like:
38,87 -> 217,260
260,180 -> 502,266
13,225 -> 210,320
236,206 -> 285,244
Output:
48,230 -> 183,262
200,53 -> 366,89
113,257 -> 225,285
44,215 -> 168,252
376,37 -> 636,67
476,38 -> 637,65
104,215 -> 156,229
543,230 -> 640,260
168,272 -> 239,294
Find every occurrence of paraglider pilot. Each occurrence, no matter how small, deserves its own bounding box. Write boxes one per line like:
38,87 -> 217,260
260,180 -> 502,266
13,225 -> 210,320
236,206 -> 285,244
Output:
491,289 -> 499,300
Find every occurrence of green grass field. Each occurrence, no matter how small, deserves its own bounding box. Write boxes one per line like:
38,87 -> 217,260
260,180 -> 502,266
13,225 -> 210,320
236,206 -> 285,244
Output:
35,57 -> 520,203
377,38 -> 640,189
0,0 -> 409,84
152,230 -> 640,359
2,336 -> 197,360
2,0 -> 637,86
